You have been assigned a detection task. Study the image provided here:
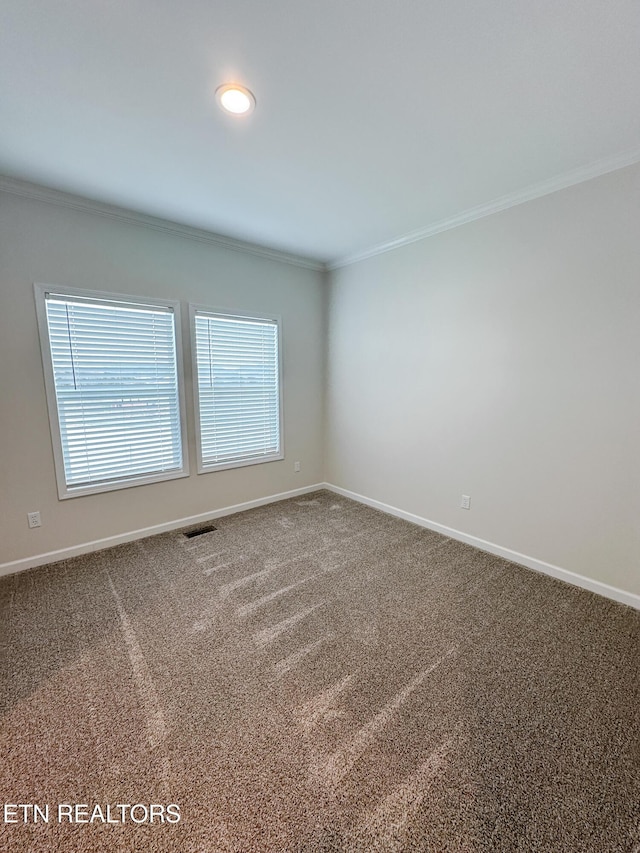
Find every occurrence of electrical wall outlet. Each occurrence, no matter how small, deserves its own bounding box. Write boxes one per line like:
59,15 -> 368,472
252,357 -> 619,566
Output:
27,511 -> 42,528
460,495 -> 471,510
294,461 -> 301,473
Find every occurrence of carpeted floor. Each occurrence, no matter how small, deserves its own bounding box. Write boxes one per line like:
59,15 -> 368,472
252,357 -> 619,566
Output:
1,489 -> 639,852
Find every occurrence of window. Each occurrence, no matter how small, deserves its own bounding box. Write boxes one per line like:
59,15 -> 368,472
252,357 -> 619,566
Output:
35,284 -> 188,498
191,307 -> 283,472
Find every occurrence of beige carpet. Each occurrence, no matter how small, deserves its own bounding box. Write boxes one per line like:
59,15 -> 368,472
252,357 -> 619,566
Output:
1,489 -> 639,852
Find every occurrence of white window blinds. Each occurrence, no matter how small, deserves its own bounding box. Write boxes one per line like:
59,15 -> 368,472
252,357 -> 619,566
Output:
193,311 -> 282,470
42,291 -> 185,492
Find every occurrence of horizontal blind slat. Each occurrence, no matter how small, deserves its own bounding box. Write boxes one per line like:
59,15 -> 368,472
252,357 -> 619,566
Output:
45,294 -> 183,488
194,313 -> 280,468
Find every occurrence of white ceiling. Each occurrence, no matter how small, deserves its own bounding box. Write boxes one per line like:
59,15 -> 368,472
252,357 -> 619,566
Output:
1,0 -> 640,265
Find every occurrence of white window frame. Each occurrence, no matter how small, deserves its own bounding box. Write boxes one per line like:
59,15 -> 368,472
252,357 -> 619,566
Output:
189,304 -> 284,474
34,283 -> 189,499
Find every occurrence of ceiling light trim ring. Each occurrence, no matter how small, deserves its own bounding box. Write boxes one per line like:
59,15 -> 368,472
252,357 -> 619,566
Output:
215,83 -> 256,116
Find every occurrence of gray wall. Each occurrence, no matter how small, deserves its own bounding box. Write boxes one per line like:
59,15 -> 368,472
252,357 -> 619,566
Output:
3,163 -> 640,601
0,191 -> 325,566
326,163 -> 640,597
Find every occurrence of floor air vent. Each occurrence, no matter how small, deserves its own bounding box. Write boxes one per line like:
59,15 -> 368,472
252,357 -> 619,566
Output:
183,524 -> 217,538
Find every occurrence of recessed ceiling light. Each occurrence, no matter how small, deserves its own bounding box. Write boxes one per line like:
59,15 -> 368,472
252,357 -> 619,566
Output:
215,83 -> 256,116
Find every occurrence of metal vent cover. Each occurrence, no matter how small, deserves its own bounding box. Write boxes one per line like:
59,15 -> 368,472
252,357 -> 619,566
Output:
183,524 -> 217,538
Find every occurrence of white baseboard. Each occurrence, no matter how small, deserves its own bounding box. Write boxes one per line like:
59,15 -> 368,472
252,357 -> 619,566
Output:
4,481 -> 639,612
323,482 -> 640,611
0,483 -> 325,578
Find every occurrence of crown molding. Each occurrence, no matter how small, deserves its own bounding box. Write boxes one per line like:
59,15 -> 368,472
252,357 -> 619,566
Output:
0,176 -> 326,272
5,145 -> 639,274
329,146 -> 640,270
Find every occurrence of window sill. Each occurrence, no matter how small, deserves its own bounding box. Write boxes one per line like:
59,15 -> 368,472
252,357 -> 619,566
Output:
197,452 -> 284,475
58,466 -> 190,500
